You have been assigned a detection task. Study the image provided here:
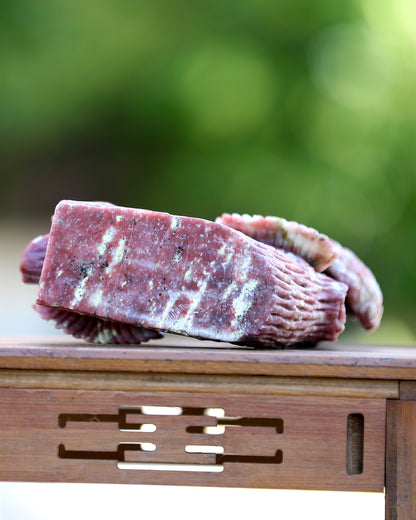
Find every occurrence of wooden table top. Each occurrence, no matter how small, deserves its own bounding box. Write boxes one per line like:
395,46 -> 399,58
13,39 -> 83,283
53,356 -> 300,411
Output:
1,335 -> 416,380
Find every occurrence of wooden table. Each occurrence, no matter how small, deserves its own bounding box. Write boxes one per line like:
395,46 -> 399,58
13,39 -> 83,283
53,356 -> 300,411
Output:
1,336 -> 416,519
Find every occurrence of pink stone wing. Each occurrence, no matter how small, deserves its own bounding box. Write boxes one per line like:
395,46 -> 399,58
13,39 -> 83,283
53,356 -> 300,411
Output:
20,234 -> 49,283
34,305 -> 163,344
217,212 -> 383,331
215,213 -> 337,272
325,245 -> 383,331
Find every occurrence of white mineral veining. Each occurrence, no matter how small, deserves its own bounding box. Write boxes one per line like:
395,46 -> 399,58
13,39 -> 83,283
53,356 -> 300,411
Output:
155,241 -> 258,341
218,244 -> 227,255
113,237 -> 127,264
104,237 -> 127,274
218,242 -> 234,265
231,278 -> 258,329
184,265 -> 193,281
170,216 -> 181,230
171,279 -> 208,334
70,264 -> 93,309
89,288 -> 104,308
222,281 -> 238,300
94,328 -> 114,344
237,254 -> 252,281
160,295 -> 177,324
172,247 -> 183,263
98,226 -> 116,256
156,275 -> 210,335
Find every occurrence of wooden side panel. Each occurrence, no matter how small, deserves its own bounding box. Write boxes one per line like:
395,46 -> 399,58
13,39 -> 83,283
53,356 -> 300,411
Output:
386,400 -> 416,520
399,381 -> 416,400
0,369 -> 399,399
0,388 -> 386,491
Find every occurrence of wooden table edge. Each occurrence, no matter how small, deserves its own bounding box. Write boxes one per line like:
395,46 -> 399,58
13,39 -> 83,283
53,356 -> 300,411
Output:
1,337 -> 416,380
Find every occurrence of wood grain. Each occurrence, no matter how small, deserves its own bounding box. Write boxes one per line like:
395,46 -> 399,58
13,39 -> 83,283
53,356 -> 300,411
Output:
0,388 -> 386,491
1,336 -> 416,379
398,381 -> 416,400
385,400 -> 416,520
0,369 -> 399,398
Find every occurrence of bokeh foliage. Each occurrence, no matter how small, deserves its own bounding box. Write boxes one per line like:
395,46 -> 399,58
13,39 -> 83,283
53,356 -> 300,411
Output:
1,0 -> 415,335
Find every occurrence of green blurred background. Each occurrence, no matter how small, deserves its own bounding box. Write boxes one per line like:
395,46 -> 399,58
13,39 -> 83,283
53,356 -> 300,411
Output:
1,0 -> 415,343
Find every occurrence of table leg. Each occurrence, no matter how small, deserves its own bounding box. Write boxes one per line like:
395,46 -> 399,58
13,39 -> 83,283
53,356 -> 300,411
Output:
385,400 -> 416,520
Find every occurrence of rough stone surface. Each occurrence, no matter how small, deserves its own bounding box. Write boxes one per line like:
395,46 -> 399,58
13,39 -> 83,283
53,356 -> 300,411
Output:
34,200 -> 348,347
